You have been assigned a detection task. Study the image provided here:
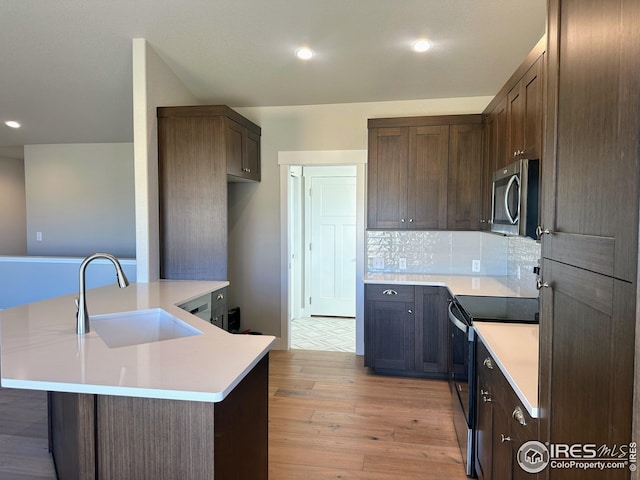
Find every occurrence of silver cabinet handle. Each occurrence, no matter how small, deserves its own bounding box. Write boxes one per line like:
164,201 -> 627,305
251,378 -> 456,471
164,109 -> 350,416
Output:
512,406 -> 527,426
382,289 -> 398,296
536,225 -> 551,238
483,357 -> 494,369
400,218 -> 406,223
216,293 -> 224,300
409,218 -> 414,223
483,395 -> 492,403
501,434 -> 512,443
536,279 -> 549,290
408,309 -> 413,314
242,167 -> 252,173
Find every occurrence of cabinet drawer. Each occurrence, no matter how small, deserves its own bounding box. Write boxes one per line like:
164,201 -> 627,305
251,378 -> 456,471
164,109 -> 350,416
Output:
366,284 -> 414,302
504,381 -> 537,442
211,287 -> 227,309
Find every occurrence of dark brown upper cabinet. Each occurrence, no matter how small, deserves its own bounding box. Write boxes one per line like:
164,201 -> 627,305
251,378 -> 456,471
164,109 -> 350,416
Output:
447,123 -> 483,230
367,115 -> 482,231
481,37 -> 545,227
507,56 -> 544,162
225,117 -> 261,182
157,105 -> 261,281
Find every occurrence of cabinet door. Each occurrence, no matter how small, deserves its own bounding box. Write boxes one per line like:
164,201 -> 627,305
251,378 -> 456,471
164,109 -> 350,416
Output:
541,0 -> 639,283
407,125 -> 449,229
474,343 -> 495,480
491,403 -> 514,480
521,57 -> 543,160
367,127 -> 409,229
414,286 -> 448,376
366,300 -> 414,371
244,128 -> 261,181
158,115 -> 227,280
447,123 -> 483,230
492,97 -> 509,171
507,83 -> 524,162
225,119 -> 245,178
482,98 -> 508,229
538,259 -> 635,473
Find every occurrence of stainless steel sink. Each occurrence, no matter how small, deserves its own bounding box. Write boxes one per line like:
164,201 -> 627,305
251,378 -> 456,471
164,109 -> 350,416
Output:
91,308 -> 202,348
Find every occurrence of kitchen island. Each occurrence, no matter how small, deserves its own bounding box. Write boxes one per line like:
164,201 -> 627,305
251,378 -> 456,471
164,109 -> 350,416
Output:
0,280 -> 274,479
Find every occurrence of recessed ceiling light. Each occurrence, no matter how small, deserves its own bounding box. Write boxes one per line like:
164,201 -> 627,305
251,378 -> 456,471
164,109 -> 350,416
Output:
295,47 -> 315,60
5,120 -> 21,129
411,39 -> 432,53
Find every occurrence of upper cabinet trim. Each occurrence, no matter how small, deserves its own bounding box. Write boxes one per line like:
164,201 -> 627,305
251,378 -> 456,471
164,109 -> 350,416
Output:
368,114 -> 482,129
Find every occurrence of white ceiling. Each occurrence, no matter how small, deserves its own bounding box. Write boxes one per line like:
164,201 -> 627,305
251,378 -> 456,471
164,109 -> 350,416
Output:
0,0 -> 546,155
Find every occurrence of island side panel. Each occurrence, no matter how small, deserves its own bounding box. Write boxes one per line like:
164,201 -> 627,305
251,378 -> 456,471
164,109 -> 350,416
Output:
48,392 -> 96,480
47,352 -> 270,479
214,353 -> 269,480
96,395 -> 216,479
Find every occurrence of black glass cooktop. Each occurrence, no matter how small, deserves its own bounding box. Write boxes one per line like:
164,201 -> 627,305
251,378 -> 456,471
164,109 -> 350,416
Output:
455,295 -> 539,324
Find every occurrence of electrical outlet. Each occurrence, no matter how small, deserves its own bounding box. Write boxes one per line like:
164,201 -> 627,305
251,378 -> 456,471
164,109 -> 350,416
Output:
399,258 -> 407,270
472,259 -> 481,272
372,257 -> 385,269
36,231 -> 42,241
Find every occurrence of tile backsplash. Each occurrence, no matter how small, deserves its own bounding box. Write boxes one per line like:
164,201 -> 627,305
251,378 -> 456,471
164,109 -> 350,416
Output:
366,230 -> 540,283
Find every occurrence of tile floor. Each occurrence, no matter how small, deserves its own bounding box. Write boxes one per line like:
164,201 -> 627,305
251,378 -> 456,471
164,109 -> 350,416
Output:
290,316 -> 355,352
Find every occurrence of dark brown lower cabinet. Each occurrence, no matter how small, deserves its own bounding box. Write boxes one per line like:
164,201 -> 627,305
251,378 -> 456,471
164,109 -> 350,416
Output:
539,259 -> 634,480
475,336 -> 538,480
364,284 -> 448,378
48,354 -> 269,480
414,286 -> 449,376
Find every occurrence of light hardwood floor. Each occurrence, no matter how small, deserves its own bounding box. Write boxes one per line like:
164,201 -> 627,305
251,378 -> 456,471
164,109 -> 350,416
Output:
269,350 -> 468,480
0,350 -> 467,479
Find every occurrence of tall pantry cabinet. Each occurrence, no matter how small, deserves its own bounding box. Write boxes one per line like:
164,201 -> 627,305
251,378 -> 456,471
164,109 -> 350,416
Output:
538,1 -> 639,479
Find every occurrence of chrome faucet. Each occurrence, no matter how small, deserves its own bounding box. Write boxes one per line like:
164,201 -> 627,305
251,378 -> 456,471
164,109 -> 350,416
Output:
76,252 -> 130,335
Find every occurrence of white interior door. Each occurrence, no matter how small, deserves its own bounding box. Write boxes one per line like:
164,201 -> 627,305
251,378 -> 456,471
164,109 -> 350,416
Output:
307,168 -> 356,317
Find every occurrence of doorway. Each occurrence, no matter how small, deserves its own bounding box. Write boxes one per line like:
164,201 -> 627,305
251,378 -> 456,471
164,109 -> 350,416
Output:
277,150 -> 367,355
289,165 -> 356,351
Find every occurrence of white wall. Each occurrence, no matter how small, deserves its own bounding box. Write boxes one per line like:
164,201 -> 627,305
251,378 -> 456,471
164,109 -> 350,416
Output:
230,97 -> 492,338
24,143 -> 135,257
131,38 -> 198,282
0,157 -> 27,255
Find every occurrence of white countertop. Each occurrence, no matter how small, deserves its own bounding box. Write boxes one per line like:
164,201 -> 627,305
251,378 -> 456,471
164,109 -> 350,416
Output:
364,273 -> 538,298
473,322 -> 539,418
0,281 -> 275,403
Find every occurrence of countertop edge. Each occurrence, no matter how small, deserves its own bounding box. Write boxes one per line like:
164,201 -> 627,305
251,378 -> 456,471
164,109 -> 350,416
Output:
473,325 -> 539,418
2,340 -> 275,403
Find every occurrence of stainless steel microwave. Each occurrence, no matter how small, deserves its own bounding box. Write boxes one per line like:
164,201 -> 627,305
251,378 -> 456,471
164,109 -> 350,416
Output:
490,159 -> 539,238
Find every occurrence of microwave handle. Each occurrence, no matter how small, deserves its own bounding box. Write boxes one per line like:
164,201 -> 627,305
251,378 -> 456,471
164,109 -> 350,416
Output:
504,174 -> 521,225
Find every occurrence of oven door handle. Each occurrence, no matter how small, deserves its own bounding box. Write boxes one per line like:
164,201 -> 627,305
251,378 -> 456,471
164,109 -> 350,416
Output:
448,301 -> 468,334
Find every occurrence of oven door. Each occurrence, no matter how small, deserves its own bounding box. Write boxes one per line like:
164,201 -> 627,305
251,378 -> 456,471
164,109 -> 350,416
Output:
448,300 -> 474,476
